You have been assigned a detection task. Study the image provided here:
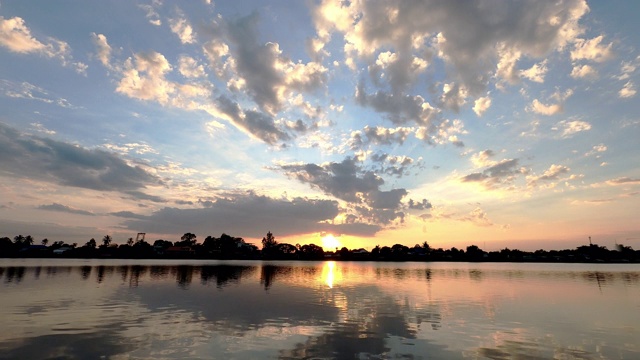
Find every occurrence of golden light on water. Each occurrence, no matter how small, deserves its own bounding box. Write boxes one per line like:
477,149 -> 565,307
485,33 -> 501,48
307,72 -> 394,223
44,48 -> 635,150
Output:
322,261 -> 336,288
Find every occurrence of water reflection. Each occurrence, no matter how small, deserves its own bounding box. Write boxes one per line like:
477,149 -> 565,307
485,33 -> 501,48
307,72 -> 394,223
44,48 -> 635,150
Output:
0,260 -> 638,359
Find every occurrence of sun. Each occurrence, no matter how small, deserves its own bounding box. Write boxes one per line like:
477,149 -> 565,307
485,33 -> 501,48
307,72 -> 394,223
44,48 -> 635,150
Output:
321,234 -> 341,251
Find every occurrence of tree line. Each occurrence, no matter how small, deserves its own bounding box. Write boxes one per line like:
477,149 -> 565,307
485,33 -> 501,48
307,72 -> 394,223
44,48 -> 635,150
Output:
1,232 -> 639,263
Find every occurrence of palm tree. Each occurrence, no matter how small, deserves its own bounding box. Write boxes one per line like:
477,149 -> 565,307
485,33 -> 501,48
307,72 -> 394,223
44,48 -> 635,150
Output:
13,235 -> 25,245
102,235 -> 112,247
41,238 -> 49,246
24,235 -> 34,245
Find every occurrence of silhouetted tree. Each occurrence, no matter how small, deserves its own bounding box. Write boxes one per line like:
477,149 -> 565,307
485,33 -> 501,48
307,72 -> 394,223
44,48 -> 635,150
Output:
262,231 -> 277,250
299,244 -> 324,260
102,235 -> 112,248
371,245 -> 381,258
41,238 -> 48,246
85,238 -> 97,248
24,235 -> 34,246
13,235 -> 25,246
176,233 -> 197,246
127,237 -> 134,246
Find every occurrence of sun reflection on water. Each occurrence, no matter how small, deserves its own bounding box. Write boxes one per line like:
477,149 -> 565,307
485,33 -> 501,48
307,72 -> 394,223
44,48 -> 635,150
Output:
322,261 -> 336,288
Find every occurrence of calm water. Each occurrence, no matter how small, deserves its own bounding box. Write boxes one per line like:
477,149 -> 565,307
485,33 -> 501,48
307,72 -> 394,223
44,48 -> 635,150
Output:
0,259 -> 639,359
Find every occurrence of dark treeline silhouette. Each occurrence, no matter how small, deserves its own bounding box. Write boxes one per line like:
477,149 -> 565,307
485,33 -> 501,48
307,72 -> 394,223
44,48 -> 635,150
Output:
1,232 -> 639,263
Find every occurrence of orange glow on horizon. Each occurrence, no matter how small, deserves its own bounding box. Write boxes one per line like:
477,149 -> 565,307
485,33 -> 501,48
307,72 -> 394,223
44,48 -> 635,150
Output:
321,234 -> 341,251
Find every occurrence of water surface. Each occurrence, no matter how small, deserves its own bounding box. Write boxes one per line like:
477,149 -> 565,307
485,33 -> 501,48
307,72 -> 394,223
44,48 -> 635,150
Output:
1,259 -> 639,359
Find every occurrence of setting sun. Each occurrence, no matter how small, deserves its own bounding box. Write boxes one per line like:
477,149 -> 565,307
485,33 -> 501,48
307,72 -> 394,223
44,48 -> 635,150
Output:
321,234 -> 341,251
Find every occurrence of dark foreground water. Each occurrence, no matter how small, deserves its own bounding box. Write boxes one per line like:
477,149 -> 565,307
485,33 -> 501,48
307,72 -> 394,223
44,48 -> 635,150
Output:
0,259 -> 638,359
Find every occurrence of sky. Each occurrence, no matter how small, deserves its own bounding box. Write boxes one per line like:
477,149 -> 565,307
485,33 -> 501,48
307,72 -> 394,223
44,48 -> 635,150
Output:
1,0 -> 639,251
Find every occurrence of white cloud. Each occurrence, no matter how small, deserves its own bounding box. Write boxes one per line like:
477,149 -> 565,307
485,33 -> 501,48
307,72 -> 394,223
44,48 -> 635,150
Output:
1,80 -> 75,108
0,16 -> 82,71
529,88 -> 573,116
311,0 -> 589,94
473,95 -> 492,117
619,81 -> 636,98
570,64 -> 597,78
554,120 -> 591,138
169,12 -> 196,44
571,35 -> 613,62
526,164 -> 570,188
520,60 -> 548,83
617,60 -> 637,80
585,144 -> 607,157
178,55 -> 206,78
0,16 -> 50,54
530,99 -> 562,115
470,149 -> 496,168
116,51 -> 175,104
139,3 -> 162,26
91,33 -> 112,69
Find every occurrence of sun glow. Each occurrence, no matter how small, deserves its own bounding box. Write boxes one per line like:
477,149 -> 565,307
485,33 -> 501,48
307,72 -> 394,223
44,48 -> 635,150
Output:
321,234 -> 341,251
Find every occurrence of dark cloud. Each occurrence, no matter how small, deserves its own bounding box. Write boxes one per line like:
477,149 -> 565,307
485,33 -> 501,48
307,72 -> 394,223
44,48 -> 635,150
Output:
122,192 -> 381,238
37,203 -> 95,216
123,190 -> 166,203
226,13 -> 285,113
222,13 -> 327,114
408,198 -> 432,210
277,157 -> 408,225
215,95 -> 290,145
461,158 -> 525,188
278,157 -> 383,203
0,123 -> 160,193
109,211 -> 148,220
370,153 -> 415,178
355,83 -> 437,126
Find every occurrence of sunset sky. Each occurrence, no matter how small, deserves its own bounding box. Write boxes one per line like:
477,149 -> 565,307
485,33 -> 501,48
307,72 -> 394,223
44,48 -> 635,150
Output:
1,0 -> 639,251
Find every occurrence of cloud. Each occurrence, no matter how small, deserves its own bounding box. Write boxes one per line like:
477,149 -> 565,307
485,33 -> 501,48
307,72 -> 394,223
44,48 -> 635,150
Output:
0,16 -> 84,72
470,149 -> 496,168
109,211 -> 148,220
554,120 -> 591,138
138,3 -> 162,26
0,122 -> 160,194
91,33 -> 112,69
1,80 -> 75,108
461,158 -> 525,189
169,10 -> 196,44
210,13 -> 328,115
214,95 -> 290,145
355,83 -> 438,126
116,51 -> 175,104
585,144 -> 606,157
619,81 -> 636,98
121,192 -> 380,238
526,164 -> 570,187
570,64 -> 597,78
473,96 -> 492,117
30,122 -> 56,135
606,177 -> 640,186
520,60 -> 548,83
529,88 -> 573,116
461,207 -> 493,227
407,198 -> 432,210
350,125 -> 414,149
370,153 -> 415,178
38,203 -> 95,216
276,157 -> 408,225
178,55 -> 206,78
570,35 -> 613,62
530,99 -> 562,115
312,0 -> 589,94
